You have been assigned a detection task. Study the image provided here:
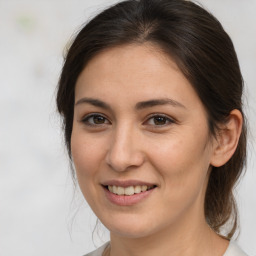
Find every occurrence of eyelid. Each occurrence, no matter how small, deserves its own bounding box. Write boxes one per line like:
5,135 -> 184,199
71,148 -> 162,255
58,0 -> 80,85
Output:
144,113 -> 175,127
80,112 -> 176,128
81,113 -> 111,126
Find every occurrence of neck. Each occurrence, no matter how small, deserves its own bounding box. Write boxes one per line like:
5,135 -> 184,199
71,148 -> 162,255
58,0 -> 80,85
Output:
108,210 -> 228,256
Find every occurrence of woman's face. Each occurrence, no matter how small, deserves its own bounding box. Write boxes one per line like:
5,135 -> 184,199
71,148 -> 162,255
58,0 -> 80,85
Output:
71,44 -> 216,238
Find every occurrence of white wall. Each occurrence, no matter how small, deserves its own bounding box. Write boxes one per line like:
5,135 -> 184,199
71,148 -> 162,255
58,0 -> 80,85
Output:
0,0 -> 255,255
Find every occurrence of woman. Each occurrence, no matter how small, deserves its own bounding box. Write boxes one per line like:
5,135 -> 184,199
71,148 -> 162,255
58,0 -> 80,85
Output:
56,0 -> 248,255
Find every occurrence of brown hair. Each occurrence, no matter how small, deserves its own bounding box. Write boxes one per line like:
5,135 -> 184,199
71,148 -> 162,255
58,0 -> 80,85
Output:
56,0 -> 247,239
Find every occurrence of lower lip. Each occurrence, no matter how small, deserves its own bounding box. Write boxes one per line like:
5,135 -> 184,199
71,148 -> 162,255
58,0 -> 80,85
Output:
103,186 -> 156,206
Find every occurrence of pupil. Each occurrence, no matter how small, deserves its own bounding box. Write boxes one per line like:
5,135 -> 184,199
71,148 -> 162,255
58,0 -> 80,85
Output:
154,116 -> 166,125
94,116 -> 105,124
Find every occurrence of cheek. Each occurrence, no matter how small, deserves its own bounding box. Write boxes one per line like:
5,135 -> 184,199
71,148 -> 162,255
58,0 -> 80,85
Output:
148,135 -> 203,171
71,131 -> 105,181
70,131 -> 108,208
148,132 -> 211,195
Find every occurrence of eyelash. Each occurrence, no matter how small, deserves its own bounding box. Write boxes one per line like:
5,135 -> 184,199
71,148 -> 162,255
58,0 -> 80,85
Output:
146,114 -> 175,127
81,114 -> 110,127
81,113 -> 175,128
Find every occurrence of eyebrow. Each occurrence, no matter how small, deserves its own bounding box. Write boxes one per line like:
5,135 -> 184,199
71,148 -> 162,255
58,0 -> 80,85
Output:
75,97 -> 111,110
75,97 -> 186,110
135,98 -> 186,110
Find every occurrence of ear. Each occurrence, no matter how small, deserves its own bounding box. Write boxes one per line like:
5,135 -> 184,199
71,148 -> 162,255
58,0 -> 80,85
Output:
210,109 -> 243,167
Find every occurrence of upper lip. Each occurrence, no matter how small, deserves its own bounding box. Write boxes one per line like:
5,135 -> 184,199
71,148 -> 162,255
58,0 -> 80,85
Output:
101,179 -> 157,188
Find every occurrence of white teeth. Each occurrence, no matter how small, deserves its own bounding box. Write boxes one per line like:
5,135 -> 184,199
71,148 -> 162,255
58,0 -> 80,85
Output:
117,186 -> 124,195
134,185 -> 141,194
141,185 -> 147,192
112,185 -> 125,195
107,185 -> 155,196
124,186 -> 134,196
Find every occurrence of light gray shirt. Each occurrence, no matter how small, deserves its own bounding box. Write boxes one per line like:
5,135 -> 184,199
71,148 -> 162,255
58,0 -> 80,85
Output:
84,240 -> 248,256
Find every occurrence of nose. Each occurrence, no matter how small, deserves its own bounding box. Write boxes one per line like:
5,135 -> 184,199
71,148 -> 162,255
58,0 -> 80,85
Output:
106,125 -> 145,172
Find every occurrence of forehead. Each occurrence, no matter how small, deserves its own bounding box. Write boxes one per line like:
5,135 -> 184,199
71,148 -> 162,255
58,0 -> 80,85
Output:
75,43 -> 202,111
80,43 -> 180,80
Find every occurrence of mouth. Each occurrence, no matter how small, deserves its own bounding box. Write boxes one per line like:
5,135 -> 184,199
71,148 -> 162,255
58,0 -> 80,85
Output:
103,184 -> 157,196
102,181 -> 157,206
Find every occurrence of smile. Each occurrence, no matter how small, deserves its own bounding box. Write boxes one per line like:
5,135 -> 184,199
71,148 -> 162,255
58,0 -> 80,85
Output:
102,182 -> 157,206
107,185 -> 156,196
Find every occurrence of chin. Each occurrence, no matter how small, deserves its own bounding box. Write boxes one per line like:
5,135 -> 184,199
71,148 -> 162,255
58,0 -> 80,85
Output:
110,225 -> 155,239
101,214 -> 164,239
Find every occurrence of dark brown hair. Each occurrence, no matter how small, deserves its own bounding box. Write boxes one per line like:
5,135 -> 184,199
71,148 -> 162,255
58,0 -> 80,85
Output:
56,0 -> 247,239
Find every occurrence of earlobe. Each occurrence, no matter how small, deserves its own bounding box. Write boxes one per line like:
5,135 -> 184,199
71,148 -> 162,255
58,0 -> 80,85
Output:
210,109 -> 243,167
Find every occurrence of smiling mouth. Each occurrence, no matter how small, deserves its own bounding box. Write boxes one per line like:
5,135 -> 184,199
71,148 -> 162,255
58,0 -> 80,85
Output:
104,185 -> 157,196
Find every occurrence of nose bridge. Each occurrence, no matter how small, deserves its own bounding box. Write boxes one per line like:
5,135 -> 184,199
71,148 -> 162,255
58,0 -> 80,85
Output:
106,122 -> 144,172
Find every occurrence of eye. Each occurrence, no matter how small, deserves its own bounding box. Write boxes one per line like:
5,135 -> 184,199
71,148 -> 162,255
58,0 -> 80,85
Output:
145,114 -> 175,127
81,114 -> 110,126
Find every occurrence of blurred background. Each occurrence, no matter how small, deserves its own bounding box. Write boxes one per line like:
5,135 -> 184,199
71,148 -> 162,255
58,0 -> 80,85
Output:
0,0 -> 255,255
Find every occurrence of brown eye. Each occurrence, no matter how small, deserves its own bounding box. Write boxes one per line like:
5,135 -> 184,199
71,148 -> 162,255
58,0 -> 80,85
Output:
82,114 -> 110,126
153,116 -> 168,125
146,114 -> 174,127
93,115 -> 105,124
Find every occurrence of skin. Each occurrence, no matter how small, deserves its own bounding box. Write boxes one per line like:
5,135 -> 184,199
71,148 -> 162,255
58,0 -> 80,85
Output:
71,43 -> 242,256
